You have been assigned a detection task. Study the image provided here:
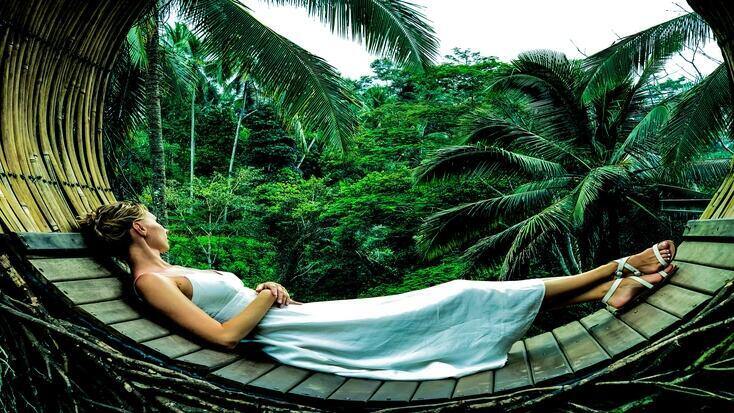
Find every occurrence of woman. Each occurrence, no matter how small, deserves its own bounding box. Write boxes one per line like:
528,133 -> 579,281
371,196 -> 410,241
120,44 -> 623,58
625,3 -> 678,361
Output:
78,201 -> 676,381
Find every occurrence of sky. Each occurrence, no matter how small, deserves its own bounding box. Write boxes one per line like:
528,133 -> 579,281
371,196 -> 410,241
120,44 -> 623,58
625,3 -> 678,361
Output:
245,0 -> 722,80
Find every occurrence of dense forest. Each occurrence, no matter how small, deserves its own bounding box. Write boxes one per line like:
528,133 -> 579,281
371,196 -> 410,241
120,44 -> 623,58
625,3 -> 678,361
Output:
106,17 -> 729,335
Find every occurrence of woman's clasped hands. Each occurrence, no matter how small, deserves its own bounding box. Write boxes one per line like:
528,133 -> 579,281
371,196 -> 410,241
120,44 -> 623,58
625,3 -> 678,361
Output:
255,281 -> 303,307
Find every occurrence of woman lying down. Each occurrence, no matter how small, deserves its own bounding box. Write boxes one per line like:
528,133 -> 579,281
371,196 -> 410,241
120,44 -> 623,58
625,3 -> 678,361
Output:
78,201 -> 676,381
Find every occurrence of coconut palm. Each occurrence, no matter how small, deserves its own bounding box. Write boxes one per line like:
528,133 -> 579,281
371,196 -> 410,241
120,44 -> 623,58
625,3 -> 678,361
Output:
580,10 -> 731,168
414,48 -> 729,279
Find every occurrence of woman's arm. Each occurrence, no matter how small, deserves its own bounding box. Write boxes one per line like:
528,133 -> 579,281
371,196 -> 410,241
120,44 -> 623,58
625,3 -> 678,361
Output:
136,273 -> 276,349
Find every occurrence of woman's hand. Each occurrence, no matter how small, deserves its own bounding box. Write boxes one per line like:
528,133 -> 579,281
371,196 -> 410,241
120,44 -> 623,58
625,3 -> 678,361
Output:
254,282 -> 303,307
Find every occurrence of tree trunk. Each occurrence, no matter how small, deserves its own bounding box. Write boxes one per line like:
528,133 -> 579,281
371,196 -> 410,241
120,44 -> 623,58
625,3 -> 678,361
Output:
190,86 -> 196,206
145,5 -> 168,226
223,83 -> 249,223
688,0 -> 734,219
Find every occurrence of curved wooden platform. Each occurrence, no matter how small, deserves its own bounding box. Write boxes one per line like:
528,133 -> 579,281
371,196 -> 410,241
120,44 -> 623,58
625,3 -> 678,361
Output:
6,218 -> 733,409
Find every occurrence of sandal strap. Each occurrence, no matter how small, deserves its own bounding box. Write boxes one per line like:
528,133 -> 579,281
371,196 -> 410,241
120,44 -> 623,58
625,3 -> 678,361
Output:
653,243 -> 668,267
659,270 -> 669,279
602,278 -> 624,305
628,275 -> 655,289
613,257 -> 642,278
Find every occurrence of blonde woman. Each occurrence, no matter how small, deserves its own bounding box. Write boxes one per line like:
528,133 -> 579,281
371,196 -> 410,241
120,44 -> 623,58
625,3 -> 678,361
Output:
78,201 -> 676,381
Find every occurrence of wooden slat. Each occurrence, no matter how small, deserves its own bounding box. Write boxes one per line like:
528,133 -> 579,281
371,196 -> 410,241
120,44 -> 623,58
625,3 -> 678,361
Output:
248,365 -> 311,393
453,370 -> 493,398
660,199 -> 710,214
78,299 -> 140,324
619,302 -> 679,339
525,332 -> 572,383
176,349 -> 243,370
110,319 -> 169,342
210,358 -> 276,385
369,381 -> 419,402
683,218 -> 734,239
289,373 -> 346,399
141,335 -> 201,358
411,379 -> 455,401
328,378 -> 382,401
646,284 -> 711,319
675,241 -> 734,270
493,341 -> 532,392
553,321 -> 609,373
30,257 -> 111,281
16,232 -> 86,252
671,261 -> 734,294
580,309 -> 646,357
55,277 -> 123,304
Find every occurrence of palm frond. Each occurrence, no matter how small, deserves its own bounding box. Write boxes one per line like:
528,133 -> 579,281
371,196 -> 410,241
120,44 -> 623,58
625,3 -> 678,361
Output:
612,103 -> 671,163
463,196 -> 574,279
178,0 -> 359,151
459,116 -> 589,168
260,0 -> 439,69
661,64 -> 731,165
491,50 -> 594,146
571,166 -> 630,227
416,187 -> 560,259
413,144 -> 566,183
583,12 -> 711,101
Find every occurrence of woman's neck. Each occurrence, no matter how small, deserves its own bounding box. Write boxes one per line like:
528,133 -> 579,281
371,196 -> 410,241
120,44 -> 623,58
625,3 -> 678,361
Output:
127,240 -> 172,277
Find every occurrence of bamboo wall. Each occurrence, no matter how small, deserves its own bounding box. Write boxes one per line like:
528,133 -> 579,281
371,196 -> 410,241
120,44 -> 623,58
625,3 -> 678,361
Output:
702,171 -> 734,219
0,0 -> 149,233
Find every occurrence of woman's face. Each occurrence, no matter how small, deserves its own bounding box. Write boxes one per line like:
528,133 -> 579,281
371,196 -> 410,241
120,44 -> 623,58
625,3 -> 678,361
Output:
134,211 -> 170,253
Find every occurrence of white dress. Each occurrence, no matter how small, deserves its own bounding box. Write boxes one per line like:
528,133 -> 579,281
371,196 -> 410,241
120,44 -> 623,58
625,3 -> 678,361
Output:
137,270 -> 545,381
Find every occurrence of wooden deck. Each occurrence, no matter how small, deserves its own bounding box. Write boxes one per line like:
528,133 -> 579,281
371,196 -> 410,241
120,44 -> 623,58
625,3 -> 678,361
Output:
8,218 -> 733,408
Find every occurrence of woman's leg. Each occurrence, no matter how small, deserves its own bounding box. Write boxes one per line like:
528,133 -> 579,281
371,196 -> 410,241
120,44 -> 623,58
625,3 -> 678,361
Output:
539,262 -> 616,308
541,264 -> 675,310
538,241 -> 675,308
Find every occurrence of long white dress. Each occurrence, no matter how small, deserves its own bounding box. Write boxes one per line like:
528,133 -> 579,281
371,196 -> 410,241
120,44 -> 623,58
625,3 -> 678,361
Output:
139,270 -> 545,381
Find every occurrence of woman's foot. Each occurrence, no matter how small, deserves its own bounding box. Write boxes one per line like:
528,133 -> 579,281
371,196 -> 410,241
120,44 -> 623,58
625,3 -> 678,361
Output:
612,240 -> 676,279
605,264 -> 676,309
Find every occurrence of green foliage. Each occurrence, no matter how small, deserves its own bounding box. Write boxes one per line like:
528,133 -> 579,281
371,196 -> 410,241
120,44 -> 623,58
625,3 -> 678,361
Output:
117,27 -> 726,304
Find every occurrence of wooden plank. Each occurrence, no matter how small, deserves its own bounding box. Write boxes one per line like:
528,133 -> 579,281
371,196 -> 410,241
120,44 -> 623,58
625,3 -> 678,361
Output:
110,319 -> 169,342
684,218 -> 734,239
328,378 -> 381,401
619,302 -> 679,339
15,232 -> 86,252
176,349 -> 243,370
646,284 -> 711,319
671,261 -> 734,294
411,379 -> 455,401
525,332 -> 572,383
210,358 -> 276,385
30,257 -> 112,281
552,321 -> 609,373
660,199 -> 709,214
141,335 -> 201,359
78,299 -> 140,324
55,277 -> 123,304
493,341 -> 532,392
369,381 -> 419,402
453,370 -> 493,398
674,241 -> 734,270
289,373 -> 346,399
580,309 -> 646,357
248,365 -> 312,393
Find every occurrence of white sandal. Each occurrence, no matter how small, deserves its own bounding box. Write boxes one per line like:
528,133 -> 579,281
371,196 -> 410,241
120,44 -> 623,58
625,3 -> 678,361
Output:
602,275 -> 655,315
612,242 -> 675,279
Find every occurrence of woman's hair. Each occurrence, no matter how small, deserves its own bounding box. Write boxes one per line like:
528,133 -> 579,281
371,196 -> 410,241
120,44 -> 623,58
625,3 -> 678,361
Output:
77,201 -> 149,256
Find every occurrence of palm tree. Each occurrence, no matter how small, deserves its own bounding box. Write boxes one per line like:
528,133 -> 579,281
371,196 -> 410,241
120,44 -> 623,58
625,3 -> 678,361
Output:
413,48 -> 729,279
110,0 -> 439,224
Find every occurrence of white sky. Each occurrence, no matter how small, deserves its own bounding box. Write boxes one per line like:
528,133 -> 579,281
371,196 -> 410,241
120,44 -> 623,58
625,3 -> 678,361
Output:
245,0 -> 722,80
